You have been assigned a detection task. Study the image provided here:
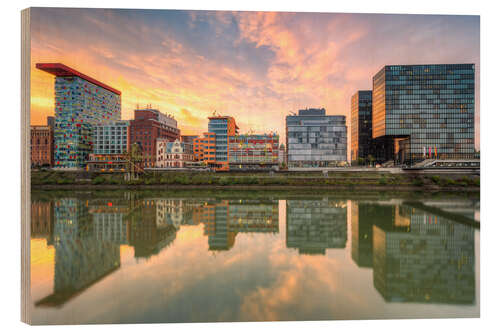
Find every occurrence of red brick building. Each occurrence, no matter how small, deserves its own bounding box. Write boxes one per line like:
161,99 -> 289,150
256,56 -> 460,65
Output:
129,108 -> 180,168
31,201 -> 53,240
31,125 -> 54,167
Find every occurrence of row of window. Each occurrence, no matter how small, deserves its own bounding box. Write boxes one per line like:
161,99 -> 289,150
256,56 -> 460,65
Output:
288,132 -> 346,139
287,153 -> 347,161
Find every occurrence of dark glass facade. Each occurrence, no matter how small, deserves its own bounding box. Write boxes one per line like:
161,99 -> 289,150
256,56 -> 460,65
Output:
372,64 -> 475,164
350,90 -> 374,161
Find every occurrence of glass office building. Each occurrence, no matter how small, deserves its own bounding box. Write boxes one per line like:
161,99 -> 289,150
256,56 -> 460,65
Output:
350,90 -> 374,162
37,63 -> 121,169
207,116 -> 238,171
372,64 -> 475,164
286,108 -> 347,168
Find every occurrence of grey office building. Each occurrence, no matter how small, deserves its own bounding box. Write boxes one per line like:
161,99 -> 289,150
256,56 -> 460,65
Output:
286,108 -> 347,168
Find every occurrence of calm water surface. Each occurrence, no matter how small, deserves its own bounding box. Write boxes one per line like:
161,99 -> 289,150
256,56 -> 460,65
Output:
30,191 -> 480,324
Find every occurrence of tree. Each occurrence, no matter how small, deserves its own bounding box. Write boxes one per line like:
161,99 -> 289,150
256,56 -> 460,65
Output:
367,155 -> 375,166
125,143 -> 145,180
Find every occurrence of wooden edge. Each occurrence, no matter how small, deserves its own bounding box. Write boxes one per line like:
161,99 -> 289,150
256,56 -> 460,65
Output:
21,7 -> 31,325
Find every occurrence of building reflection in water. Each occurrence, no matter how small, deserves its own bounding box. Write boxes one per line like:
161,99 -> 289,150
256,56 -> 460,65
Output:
31,193 -> 477,310
127,199 -> 178,259
286,199 -> 347,255
33,195 -> 281,307
202,199 -> 280,251
349,200 -> 476,304
35,198 -> 120,308
351,203 -> 401,267
90,200 -> 129,245
155,198 -> 280,251
31,200 -> 54,243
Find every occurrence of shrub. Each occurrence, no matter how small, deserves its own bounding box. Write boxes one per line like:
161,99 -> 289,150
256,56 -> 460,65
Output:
144,176 -> 159,185
232,177 -> 244,185
127,179 -> 144,185
190,175 -> 207,185
263,177 -> 287,185
437,177 -> 455,186
101,176 -> 118,185
40,176 -> 55,185
445,178 -> 456,186
412,177 -> 424,186
218,177 -> 231,186
172,175 -> 191,185
160,175 -> 173,184
56,178 -> 72,184
247,177 -> 259,184
92,176 -> 105,185
378,177 -> 388,185
457,176 -> 479,187
431,175 -> 440,184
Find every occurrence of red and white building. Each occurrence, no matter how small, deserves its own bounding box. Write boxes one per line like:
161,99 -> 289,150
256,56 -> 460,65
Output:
129,107 -> 180,168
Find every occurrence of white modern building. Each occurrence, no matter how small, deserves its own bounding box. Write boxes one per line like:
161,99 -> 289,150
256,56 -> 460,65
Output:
92,120 -> 129,155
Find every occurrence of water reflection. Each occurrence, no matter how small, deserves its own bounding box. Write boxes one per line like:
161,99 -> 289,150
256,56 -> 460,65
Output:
286,199 -> 347,255
35,198 -> 120,307
203,199 -> 279,251
30,192 -> 479,322
350,201 -> 476,304
372,207 -> 475,304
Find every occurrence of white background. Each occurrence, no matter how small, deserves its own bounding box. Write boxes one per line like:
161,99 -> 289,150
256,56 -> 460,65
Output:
1,0 -> 498,332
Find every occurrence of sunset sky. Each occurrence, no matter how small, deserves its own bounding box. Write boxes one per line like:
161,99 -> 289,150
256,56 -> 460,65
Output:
30,8 -> 480,149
